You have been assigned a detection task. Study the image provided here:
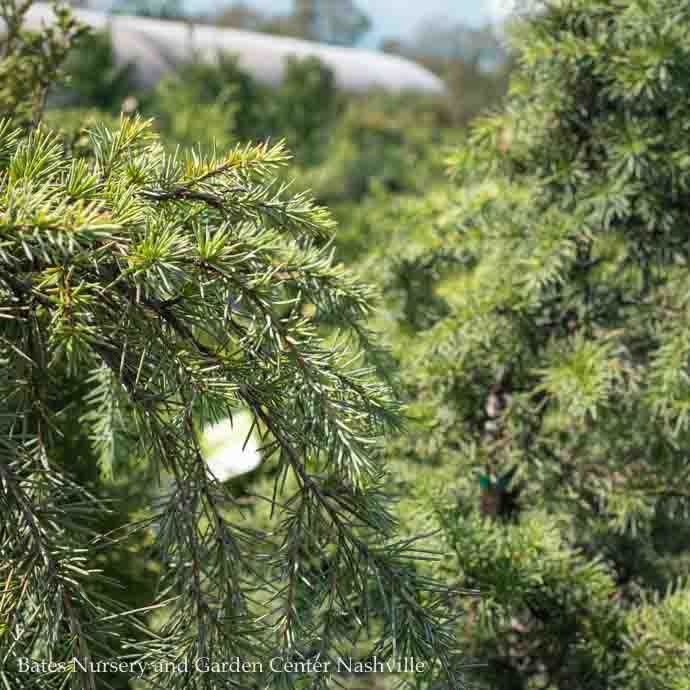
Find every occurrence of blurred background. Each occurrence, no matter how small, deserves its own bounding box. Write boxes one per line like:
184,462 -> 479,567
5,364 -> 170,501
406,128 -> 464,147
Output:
36,0 -> 519,265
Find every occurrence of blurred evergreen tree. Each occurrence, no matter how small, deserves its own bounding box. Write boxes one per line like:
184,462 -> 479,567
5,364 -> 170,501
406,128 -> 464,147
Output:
212,1 -> 267,30
111,0 -> 184,20
289,0 -> 370,45
0,0 -> 85,125
381,20 -> 513,127
271,55 -> 337,164
145,56 -> 245,149
209,0 -> 370,46
142,53 -> 338,163
370,0 -> 690,687
61,29 -> 135,111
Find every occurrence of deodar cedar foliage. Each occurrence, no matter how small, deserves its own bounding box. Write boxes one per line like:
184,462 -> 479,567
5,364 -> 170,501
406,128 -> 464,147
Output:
0,3 -> 462,689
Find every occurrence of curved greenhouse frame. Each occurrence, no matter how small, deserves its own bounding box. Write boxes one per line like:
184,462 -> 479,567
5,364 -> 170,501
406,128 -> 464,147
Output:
21,3 -> 447,94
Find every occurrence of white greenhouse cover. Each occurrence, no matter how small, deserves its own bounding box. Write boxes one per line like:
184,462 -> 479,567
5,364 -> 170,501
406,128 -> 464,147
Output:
20,3 -> 447,94
201,412 -> 262,483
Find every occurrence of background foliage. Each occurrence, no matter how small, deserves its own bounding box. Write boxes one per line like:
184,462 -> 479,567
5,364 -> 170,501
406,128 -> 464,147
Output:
363,1 -> 690,688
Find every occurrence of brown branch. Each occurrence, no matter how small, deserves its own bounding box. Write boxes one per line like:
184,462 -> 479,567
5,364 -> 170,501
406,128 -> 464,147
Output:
139,187 -> 227,211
